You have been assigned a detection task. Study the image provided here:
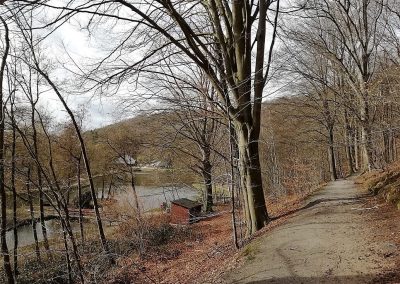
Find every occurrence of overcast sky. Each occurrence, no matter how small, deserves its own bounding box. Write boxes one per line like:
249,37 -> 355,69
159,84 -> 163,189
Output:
36,15 -> 124,130
33,2 -> 283,130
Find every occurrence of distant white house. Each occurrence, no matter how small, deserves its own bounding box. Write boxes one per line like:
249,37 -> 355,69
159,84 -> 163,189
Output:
116,155 -> 137,166
146,160 -> 172,168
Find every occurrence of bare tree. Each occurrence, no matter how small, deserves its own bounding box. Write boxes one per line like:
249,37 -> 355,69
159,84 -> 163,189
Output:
7,62 -> 18,277
156,70 -> 225,212
293,0 -> 389,171
14,49 -> 52,257
104,128 -> 142,214
8,0 -> 281,235
13,13 -> 112,258
0,15 -> 14,284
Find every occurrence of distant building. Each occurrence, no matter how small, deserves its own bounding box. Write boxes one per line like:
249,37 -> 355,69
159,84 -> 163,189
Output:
116,155 -> 137,166
147,160 -> 172,168
170,198 -> 202,224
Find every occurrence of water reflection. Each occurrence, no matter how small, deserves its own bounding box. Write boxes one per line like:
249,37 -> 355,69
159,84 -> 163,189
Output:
6,219 -> 81,251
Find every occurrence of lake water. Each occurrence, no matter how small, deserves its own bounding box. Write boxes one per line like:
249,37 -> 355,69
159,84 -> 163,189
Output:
101,184 -> 200,211
7,183 -> 200,250
5,219 -> 80,251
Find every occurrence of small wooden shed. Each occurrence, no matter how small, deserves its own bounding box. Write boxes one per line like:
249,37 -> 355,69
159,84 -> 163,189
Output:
170,198 -> 202,224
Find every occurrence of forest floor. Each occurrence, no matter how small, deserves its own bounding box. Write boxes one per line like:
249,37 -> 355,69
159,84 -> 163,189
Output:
222,178 -> 400,283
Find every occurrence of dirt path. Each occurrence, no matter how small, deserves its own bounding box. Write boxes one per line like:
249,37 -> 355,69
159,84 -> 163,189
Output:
224,179 -> 398,283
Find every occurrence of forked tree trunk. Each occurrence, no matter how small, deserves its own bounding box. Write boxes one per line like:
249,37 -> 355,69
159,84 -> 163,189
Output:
235,124 -> 269,235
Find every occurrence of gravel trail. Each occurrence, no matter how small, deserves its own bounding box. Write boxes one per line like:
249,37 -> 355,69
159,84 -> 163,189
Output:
224,179 -> 397,283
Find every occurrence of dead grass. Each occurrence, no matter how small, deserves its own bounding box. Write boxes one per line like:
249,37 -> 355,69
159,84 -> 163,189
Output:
360,194 -> 400,283
356,161 -> 400,209
355,163 -> 400,283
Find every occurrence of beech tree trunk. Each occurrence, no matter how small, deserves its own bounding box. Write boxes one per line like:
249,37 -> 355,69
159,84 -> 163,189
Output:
236,124 -> 269,235
354,127 -> 359,171
360,122 -> 373,172
344,109 -> 354,175
328,128 -> 338,181
202,145 -> 213,212
202,161 -> 213,212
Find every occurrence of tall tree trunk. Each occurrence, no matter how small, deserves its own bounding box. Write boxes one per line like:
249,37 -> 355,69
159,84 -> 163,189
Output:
228,119 -> 239,248
77,158 -> 84,243
345,142 -> 354,176
38,115 -> 85,283
202,146 -> 213,212
360,122 -> 373,172
383,129 -> 390,164
335,149 -> 343,178
31,81 -> 51,258
38,181 -> 50,258
328,127 -> 338,181
10,95 -> 18,277
101,177 -> 105,201
354,127 -> 359,171
60,219 -> 72,284
202,162 -> 213,212
344,109 -> 354,175
34,67 -> 111,259
26,169 -> 41,262
37,113 -> 85,283
59,201 -> 84,284
129,168 -> 140,214
0,16 -> 13,284
107,175 -> 113,200
235,124 -> 269,235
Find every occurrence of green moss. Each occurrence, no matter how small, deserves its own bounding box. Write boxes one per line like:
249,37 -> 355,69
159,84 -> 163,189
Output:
241,243 -> 259,261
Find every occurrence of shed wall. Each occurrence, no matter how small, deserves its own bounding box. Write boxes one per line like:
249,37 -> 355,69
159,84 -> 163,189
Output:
171,204 -> 190,224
